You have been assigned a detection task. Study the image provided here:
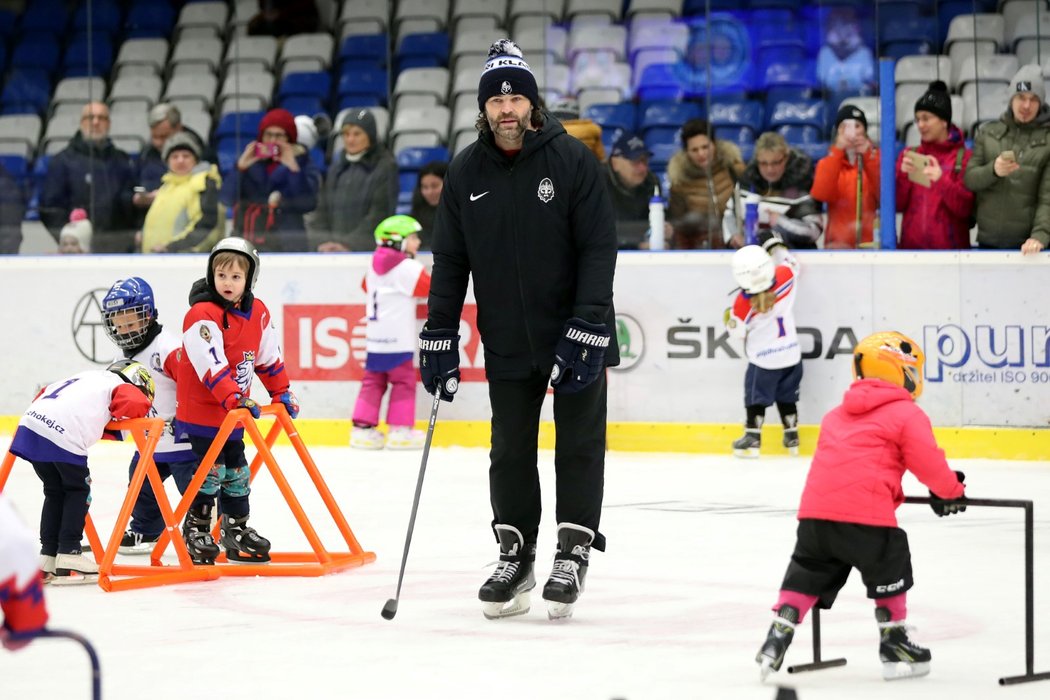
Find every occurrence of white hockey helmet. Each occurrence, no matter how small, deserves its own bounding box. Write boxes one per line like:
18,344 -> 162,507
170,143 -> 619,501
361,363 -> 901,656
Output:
731,245 -> 775,294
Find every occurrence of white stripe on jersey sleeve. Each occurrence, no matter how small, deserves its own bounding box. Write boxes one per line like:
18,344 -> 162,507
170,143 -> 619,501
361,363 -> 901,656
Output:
183,319 -> 228,381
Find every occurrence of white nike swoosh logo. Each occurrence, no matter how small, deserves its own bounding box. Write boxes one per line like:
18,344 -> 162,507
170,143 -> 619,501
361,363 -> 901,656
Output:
469,191 -> 490,201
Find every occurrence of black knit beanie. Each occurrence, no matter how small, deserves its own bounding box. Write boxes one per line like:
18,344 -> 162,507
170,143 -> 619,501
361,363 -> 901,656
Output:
914,80 -> 952,123
477,39 -> 540,111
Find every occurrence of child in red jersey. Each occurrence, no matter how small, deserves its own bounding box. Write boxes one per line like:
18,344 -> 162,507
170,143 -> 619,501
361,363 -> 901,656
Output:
0,494 -> 49,648
174,237 -> 299,564
756,331 -> 967,682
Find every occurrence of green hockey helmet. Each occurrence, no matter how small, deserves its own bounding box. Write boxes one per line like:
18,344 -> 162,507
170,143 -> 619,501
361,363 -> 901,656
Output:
374,215 -> 422,250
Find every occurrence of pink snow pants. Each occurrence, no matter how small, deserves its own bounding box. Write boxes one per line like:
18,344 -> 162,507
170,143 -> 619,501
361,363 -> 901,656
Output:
352,359 -> 417,428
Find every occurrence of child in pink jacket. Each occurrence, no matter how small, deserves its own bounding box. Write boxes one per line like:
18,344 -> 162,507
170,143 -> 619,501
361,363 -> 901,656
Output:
756,331 -> 967,682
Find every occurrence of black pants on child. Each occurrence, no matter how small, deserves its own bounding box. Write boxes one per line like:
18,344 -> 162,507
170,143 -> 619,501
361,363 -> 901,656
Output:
32,461 -> 91,556
487,370 -> 608,552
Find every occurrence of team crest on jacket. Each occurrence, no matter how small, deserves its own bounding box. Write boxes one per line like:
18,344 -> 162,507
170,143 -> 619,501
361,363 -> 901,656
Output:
537,178 -> 554,203
199,326 -> 211,342
235,351 -> 256,392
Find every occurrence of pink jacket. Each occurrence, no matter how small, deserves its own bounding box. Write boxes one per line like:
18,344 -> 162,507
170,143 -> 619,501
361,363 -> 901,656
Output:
797,379 -> 965,527
895,125 -> 974,249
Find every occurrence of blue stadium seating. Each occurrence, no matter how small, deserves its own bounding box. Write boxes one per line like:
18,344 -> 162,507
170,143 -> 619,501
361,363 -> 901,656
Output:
278,72 -> 332,106
640,101 -> 702,141
340,33 -> 388,70
761,59 -> 818,91
12,35 -> 61,77
767,99 -> 828,133
1,69 -> 51,115
584,103 -> 637,134
124,2 -> 176,39
63,36 -> 115,77
395,32 -> 449,73
0,9 -> 17,39
215,111 -> 266,142
397,146 -> 449,170
880,18 -> 939,56
634,64 -> 686,102
708,100 -> 764,139
73,1 -> 123,38
337,68 -> 389,108
649,142 -> 679,170
19,0 -> 68,35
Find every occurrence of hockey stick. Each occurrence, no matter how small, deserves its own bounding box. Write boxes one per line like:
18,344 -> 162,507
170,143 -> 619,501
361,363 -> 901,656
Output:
381,384 -> 443,620
36,629 -> 101,700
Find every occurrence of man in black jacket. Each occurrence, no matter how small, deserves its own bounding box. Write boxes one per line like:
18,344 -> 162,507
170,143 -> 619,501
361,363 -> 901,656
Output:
603,131 -> 663,249
419,39 -> 619,621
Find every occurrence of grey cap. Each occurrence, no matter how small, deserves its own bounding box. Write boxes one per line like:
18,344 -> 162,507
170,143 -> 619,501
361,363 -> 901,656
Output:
162,132 -> 201,161
1010,63 -> 1046,105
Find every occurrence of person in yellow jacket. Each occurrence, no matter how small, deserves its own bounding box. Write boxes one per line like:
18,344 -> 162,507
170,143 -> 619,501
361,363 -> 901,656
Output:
141,133 -> 225,253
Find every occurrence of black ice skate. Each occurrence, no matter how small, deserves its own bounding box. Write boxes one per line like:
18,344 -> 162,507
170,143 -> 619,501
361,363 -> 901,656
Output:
756,604 -> 799,680
182,502 -> 220,565
220,514 -> 271,563
732,430 -> 761,458
876,607 -> 931,680
782,428 -> 799,456
119,529 -> 160,555
478,524 -> 536,619
542,523 -> 594,621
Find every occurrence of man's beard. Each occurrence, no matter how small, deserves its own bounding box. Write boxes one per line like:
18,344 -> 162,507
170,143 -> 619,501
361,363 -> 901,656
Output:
489,112 -> 527,141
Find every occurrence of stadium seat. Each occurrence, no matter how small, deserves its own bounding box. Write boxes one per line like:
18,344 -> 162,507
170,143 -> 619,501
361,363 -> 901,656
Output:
73,1 -> 122,38
567,22 -> 627,62
627,19 -> 689,63
534,62 -> 572,102
1018,38 -> 1050,68
19,0 -> 69,35
390,105 -> 451,146
115,39 -> 169,76
340,33 -> 389,70
767,99 -> 827,133
215,111 -> 266,141
761,59 -> 817,91
280,33 -> 336,74
880,18 -> 939,56
639,100 -> 701,140
337,68 -> 389,107
513,24 -> 569,63
955,54 -> 1018,91
63,36 -> 114,77
451,0 -> 507,32
12,35 -> 61,77
583,102 -> 637,132
395,0 -> 450,34
895,55 -> 952,86
176,1 -> 228,40
124,2 -> 176,38
42,111 -> 81,154
708,100 -> 764,141
565,0 -> 622,23
108,74 -> 164,110
397,145 -> 450,170
634,63 -> 685,102
572,60 -> 632,98
509,0 -> 564,26
171,37 -> 224,74
1006,6 -> 1050,51
0,114 -> 42,153
340,0 -> 390,34
226,36 -> 280,72
393,67 -> 450,111
278,72 -> 332,104
1,70 -> 51,116
166,73 -> 220,113
648,141 -> 677,170
944,13 -> 1004,54
218,70 -> 274,114
577,87 -> 624,116
51,77 -> 107,108
397,31 -> 451,71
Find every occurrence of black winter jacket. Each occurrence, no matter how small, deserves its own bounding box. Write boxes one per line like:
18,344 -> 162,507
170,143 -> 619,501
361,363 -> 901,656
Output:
428,113 -> 619,379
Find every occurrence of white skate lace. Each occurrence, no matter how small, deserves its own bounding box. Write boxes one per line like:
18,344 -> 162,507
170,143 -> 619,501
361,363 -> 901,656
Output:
547,558 -> 578,587
488,560 -> 519,584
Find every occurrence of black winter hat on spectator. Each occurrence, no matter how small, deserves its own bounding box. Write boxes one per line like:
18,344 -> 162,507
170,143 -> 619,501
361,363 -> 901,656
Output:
834,104 -> 868,131
163,132 -> 201,162
914,80 -> 952,123
478,39 -> 540,111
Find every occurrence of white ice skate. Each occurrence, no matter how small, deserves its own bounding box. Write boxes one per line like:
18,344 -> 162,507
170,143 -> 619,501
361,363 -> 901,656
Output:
50,552 -> 99,586
118,529 -> 160,554
385,426 -> 425,450
39,554 -> 56,584
350,426 -> 385,450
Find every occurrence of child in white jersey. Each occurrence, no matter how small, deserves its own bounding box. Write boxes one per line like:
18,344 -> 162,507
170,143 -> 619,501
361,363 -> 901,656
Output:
351,215 -> 432,450
724,236 -> 802,457
9,361 -> 154,584
101,277 -> 200,554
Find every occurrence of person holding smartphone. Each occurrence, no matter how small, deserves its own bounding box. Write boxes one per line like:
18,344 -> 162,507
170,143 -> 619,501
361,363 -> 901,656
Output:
811,104 -> 880,248
964,64 -> 1050,254
221,108 -> 320,252
895,80 -> 975,249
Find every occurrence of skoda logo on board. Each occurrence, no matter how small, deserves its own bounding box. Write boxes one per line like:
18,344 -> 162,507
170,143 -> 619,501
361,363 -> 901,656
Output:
610,314 -> 644,372
71,288 -> 112,364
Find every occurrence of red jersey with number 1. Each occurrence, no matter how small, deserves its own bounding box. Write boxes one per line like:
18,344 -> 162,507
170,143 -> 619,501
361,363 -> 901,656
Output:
175,297 -> 289,437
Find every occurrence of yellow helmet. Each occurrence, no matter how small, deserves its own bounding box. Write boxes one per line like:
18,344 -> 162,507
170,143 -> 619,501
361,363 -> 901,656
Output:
852,331 -> 925,399
107,359 -> 156,403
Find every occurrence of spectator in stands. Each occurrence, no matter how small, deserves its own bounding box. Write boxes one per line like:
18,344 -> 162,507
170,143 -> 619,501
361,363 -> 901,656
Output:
667,119 -> 745,249
310,109 -> 398,252
816,7 -> 875,96
811,104 -> 880,248
550,99 -> 606,162
964,64 -> 1050,254
896,81 -> 974,250
134,104 -> 214,210
0,162 -> 25,254
410,160 -> 447,247
248,0 -> 320,38
58,209 -> 91,254
222,108 -> 320,252
40,101 -> 136,253
602,131 -> 664,250
725,132 -> 822,249
141,134 -> 224,254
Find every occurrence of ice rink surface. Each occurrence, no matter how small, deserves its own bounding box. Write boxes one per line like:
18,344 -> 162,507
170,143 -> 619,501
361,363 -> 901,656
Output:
1,439 -> 1048,700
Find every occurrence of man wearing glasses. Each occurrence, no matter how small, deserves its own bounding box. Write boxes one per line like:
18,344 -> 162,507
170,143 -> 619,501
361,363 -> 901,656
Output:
41,101 -> 137,253
724,131 -> 824,250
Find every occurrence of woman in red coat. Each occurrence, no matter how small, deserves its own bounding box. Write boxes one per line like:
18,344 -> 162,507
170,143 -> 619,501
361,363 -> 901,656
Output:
896,81 -> 975,249
755,331 -> 968,682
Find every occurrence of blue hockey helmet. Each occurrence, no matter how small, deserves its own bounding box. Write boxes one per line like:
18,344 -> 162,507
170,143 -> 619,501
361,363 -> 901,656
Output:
102,277 -> 157,350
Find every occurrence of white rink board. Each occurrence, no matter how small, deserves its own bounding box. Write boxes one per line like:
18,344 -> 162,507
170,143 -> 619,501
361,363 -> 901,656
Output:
0,251 -> 1046,426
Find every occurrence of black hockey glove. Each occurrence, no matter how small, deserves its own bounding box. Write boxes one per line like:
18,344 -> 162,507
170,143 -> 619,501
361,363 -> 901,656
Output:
419,326 -> 460,402
929,471 -> 967,517
550,318 -> 611,394
758,229 -> 786,252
